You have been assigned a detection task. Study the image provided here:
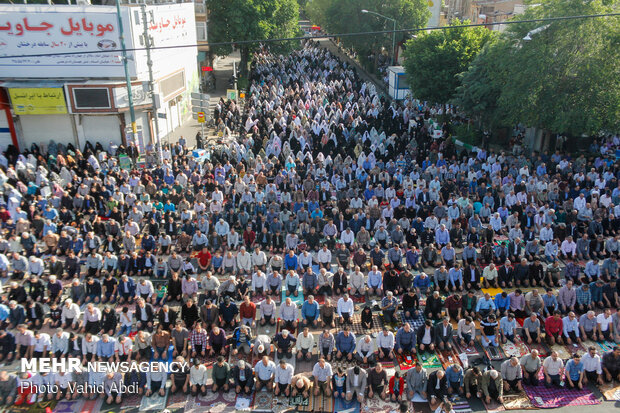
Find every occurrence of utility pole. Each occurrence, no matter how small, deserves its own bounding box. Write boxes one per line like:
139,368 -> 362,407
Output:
140,3 -> 163,165
115,0 -> 137,148
233,61 -> 238,99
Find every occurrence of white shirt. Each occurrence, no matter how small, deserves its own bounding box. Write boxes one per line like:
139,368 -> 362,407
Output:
33,334 -> 51,352
596,314 -> 613,332
337,297 -> 354,317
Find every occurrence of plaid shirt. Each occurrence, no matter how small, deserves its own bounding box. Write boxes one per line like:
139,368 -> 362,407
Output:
576,287 -> 591,306
190,329 -> 207,348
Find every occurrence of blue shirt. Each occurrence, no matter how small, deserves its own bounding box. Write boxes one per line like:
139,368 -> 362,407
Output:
476,297 -> 496,312
565,359 -> 584,381
494,293 -> 510,310
499,316 -> 516,335
446,366 -> 463,385
301,300 -> 319,319
96,339 -> 116,358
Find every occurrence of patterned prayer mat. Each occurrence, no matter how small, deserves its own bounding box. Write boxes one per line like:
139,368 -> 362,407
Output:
502,392 -> 535,410
164,392 -> 189,412
400,313 -> 426,331
526,341 -> 550,358
454,340 -> 480,357
252,391 -> 275,413
419,352 -> 442,369
333,397 -> 361,413
599,381 -> 620,401
437,349 -> 462,368
139,388 -> 168,411
362,397 -> 398,413
335,314 -> 383,335
524,383 -> 600,408
449,395 -> 473,413
234,393 -> 254,411
53,400 -> 84,413
503,336 -> 530,358
549,343 -> 571,360
485,344 -> 506,361
295,353 -> 318,375
482,397 -> 505,412
395,352 -> 418,370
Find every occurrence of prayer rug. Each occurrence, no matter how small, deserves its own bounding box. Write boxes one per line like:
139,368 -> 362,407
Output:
119,392 -> 142,409
419,352 -> 442,369
549,344 -> 571,360
454,340 -> 480,357
234,393 -> 254,411
526,342 -> 550,358
252,391 -> 275,412
333,397 -> 361,413
52,400 -> 84,413
290,393 -> 312,412
524,383 -> 600,408
598,340 -> 616,352
481,288 -> 503,297
139,388 -> 168,411
502,336 -> 529,358
395,352 -> 418,371
411,402 -> 432,413
281,287 -> 304,308
271,396 -> 291,413
449,395 -> 473,413
80,398 -> 101,413
336,314 -> 383,335
400,312 -> 426,331
599,381 -> 620,401
165,392 -> 189,411
296,353 -> 318,375
437,349 -> 462,369
502,392 -> 535,410
481,398 -> 505,412
362,396 -> 398,413
565,341 -> 586,355
484,345 -> 506,361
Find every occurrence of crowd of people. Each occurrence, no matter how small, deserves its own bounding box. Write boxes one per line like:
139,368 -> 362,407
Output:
0,40 -> 619,412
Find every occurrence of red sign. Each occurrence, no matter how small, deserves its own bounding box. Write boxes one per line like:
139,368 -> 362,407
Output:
201,66 -> 213,72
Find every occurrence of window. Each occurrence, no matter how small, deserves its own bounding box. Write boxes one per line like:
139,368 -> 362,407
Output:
72,88 -> 111,109
397,73 -> 409,90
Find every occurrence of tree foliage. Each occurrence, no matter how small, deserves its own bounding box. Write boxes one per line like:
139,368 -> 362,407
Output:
455,0 -> 620,135
402,20 -> 495,104
207,0 -> 299,75
306,0 -> 430,60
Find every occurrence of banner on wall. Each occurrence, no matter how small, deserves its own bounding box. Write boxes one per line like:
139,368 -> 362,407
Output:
8,87 -> 67,114
0,5 -> 135,78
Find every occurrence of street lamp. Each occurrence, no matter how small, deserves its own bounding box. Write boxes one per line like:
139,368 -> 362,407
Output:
361,9 -> 397,66
523,24 -> 550,41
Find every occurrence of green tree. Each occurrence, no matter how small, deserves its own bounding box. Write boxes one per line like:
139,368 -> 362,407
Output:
456,0 -> 620,136
307,0 -> 430,67
402,20 -> 495,104
207,0 -> 299,76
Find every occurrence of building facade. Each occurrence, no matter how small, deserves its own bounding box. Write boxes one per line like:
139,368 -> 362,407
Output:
0,2 -> 198,152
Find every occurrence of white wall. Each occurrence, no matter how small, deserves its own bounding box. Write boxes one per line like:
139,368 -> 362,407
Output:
18,115 -> 75,148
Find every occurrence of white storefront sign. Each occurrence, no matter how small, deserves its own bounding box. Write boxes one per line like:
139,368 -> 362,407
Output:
0,5 -> 135,78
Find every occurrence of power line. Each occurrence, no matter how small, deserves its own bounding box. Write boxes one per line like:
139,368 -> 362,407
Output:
0,12 -> 617,60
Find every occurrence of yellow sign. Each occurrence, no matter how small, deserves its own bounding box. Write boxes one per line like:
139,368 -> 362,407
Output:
9,88 -> 68,115
240,92 -> 245,99
226,89 -> 237,101
197,112 -> 206,123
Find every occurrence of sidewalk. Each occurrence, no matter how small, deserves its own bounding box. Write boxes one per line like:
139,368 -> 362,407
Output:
163,51 -> 241,148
